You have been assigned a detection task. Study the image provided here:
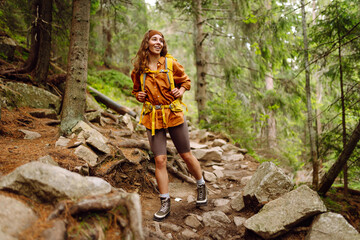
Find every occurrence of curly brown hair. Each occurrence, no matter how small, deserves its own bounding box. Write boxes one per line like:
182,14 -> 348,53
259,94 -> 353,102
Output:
132,30 -> 168,74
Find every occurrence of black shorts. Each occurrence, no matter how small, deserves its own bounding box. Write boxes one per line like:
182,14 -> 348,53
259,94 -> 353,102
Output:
146,119 -> 190,157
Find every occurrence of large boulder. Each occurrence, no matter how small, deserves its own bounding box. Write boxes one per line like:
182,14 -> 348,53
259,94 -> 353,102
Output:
244,185 -> 327,239
192,148 -> 223,162
0,80 -> 61,113
243,161 -> 293,208
305,212 -> 360,240
0,36 -> 17,60
0,161 -> 112,202
0,195 -> 38,240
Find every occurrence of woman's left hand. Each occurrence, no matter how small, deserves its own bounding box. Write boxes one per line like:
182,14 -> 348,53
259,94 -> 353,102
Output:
171,87 -> 185,98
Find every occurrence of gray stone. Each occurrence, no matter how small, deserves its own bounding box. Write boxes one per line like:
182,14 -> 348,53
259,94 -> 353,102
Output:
38,155 -> 58,166
19,129 -> 41,140
86,93 -> 103,112
213,169 -> 224,178
71,120 -> 93,134
244,185 -> 327,239
85,110 -> 102,123
84,129 -> 111,154
0,161 -> 112,202
212,165 -> 225,170
221,143 -> 242,152
212,139 -> 227,147
120,114 -> 134,132
190,141 -> 208,149
29,109 -> 58,120
187,195 -> 195,203
0,36 -> 17,60
306,212 -> 360,240
1,81 -> 61,112
214,198 -> 230,207
243,161 -> 293,207
55,136 -> 71,147
231,194 -> 245,211
240,176 -> 252,186
160,222 -> 182,232
223,153 -> 244,162
192,148 -> 222,162
234,216 -> 247,227
0,195 -> 38,240
184,214 -> 202,229
204,171 -> 217,182
181,229 -> 199,240
74,145 -> 98,166
202,210 -> 231,228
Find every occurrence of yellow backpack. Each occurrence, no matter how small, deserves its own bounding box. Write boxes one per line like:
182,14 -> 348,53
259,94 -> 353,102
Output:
139,54 -> 187,135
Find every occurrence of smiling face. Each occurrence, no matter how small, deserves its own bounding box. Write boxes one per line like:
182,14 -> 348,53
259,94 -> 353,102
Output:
148,34 -> 164,56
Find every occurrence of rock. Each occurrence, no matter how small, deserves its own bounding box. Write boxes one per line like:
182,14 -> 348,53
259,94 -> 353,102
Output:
0,161 -> 112,202
295,169 -> 313,186
244,185 -> 327,239
160,222 -> 182,232
55,136 -> 71,147
0,195 -> 38,240
212,139 -> 227,147
74,145 -> 98,166
1,81 -> 61,112
0,36 -> 16,60
306,212 -> 360,240
202,211 -> 231,228
184,214 -> 202,228
190,141 -> 208,149
38,155 -> 58,166
85,110 -> 102,123
84,129 -> 111,154
41,219 -> 67,240
86,93 -> 103,112
19,129 -> 41,139
221,143 -> 242,152
231,194 -> 245,211
29,109 -> 58,120
204,171 -> 217,182
192,148 -> 223,162
213,169 -> 224,178
223,153 -> 244,162
181,229 -> 199,240
234,216 -> 247,227
243,161 -> 293,207
214,198 -> 230,207
240,176 -> 252,186
120,114 -> 134,132
71,120 -> 93,134
212,165 -> 225,170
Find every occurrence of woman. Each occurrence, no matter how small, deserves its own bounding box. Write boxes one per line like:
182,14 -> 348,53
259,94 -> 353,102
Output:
131,30 -> 207,221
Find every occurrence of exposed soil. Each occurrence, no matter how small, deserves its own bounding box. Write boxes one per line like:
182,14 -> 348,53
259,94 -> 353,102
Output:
0,107 -> 359,239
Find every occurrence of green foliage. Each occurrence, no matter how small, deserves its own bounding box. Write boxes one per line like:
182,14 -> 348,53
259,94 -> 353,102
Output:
88,69 -> 133,97
322,196 -> 343,212
200,89 -> 254,148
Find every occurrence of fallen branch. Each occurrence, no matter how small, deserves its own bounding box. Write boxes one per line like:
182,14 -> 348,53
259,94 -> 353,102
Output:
167,163 -> 196,184
88,86 -> 137,118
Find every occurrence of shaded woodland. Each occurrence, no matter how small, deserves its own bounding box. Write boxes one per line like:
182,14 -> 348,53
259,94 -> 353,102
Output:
0,0 -> 360,196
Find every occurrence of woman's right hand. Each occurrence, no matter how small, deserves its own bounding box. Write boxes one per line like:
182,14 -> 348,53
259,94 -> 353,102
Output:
136,91 -> 147,102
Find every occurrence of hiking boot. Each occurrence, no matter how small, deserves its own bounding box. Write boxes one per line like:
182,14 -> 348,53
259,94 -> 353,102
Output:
153,197 -> 170,221
196,184 -> 208,206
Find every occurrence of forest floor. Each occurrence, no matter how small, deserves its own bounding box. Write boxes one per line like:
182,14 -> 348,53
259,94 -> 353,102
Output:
1,107 -> 360,239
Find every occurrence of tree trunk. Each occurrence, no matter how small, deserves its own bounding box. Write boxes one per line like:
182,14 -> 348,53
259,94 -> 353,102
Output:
301,0 -> 319,189
60,0 -> 91,135
193,0 -> 207,123
18,0 -> 52,85
337,5 -> 348,196
318,119 -> 360,196
265,72 -> 277,149
34,0 -> 52,84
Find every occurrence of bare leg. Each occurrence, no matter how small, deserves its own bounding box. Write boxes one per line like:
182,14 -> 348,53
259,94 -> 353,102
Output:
179,151 -> 203,180
154,155 -> 169,194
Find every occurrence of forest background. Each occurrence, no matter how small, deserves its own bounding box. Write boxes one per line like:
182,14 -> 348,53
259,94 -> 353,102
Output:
0,0 -> 359,193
